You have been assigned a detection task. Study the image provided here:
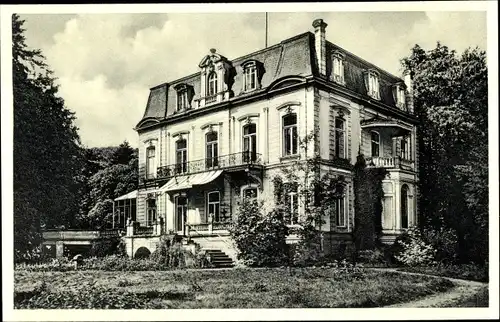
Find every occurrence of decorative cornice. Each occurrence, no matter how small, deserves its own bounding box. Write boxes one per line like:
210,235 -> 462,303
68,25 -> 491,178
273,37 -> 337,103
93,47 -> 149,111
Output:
275,101 -> 302,111
236,113 -> 260,122
171,130 -> 190,138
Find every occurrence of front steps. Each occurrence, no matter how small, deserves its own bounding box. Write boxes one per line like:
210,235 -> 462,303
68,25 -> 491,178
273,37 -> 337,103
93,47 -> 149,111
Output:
205,249 -> 234,268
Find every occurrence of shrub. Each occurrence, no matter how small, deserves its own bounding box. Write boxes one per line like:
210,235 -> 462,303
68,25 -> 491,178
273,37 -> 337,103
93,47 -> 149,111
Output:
394,227 -> 437,267
89,238 -> 126,257
230,197 -> 288,267
150,236 -> 211,269
421,227 -> 459,264
356,249 -> 388,267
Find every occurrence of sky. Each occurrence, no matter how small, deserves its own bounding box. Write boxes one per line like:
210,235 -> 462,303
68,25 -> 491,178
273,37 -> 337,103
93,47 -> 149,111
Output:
18,9 -> 487,148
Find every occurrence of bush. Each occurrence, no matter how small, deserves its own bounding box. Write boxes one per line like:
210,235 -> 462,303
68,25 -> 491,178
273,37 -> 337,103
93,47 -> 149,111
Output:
394,227 -> 437,267
89,238 -> 126,257
230,198 -> 289,267
421,227 -> 459,264
150,236 -> 212,269
356,249 -> 388,267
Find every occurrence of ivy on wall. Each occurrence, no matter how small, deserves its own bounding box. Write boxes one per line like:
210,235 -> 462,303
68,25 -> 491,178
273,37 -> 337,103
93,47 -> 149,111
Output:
353,154 -> 387,251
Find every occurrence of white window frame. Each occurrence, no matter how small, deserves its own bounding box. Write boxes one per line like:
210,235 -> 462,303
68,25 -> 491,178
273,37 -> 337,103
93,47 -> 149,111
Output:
335,194 -> 347,228
207,191 -> 221,223
332,51 -> 345,85
177,90 -> 189,111
176,138 -> 188,174
400,135 -> 410,160
244,64 -> 257,91
371,131 -> 381,157
146,146 -> 156,179
367,71 -> 380,100
282,113 -> 298,157
334,116 -> 346,159
207,72 -> 218,97
205,131 -> 219,169
146,198 -> 157,227
241,184 -> 259,201
242,122 -> 258,162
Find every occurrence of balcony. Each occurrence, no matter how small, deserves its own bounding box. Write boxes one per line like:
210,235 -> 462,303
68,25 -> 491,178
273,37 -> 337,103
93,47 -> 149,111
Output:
365,156 -> 414,171
157,151 -> 263,179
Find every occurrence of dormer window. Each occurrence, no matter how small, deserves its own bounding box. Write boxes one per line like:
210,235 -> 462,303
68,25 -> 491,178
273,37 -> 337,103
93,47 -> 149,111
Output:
241,60 -> 264,92
393,83 -> 406,110
174,83 -> 193,111
364,69 -> 380,100
244,65 -> 257,91
332,51 -> 345,85
207,72 -> 218,96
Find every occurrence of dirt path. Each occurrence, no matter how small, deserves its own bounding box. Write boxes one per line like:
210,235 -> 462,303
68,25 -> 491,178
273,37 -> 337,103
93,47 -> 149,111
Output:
370,268 -> 487,308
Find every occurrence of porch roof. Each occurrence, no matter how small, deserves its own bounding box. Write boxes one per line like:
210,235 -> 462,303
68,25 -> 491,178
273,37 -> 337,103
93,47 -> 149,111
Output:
158,170 -> 224,193
114,190 -> 137,201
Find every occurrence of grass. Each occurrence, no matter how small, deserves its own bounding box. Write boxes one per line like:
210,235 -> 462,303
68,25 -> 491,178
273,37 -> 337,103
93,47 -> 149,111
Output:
443,286 -> 489,307
398,263 -> 489,282
14,267 -> 455,309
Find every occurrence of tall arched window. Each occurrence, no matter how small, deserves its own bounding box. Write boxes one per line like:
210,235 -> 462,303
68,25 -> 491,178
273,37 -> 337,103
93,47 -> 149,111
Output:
243,123 -> 257,162
334,117 -> 346,158
207,72 -> 218,96
205,132 -> 219,168
176,139 -> 188,174
146,146 -> 156,179
401,184 -> 409,229
371,131 -> 380,157
283,113 -> 298,156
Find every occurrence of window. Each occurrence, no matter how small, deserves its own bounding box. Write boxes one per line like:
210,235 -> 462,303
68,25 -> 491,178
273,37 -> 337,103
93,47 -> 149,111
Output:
243,123 -> 257,162
400,136 -> 410,160
395,84 -> 406,109
205,132 -> 219,168
332,51 -> 345,84
177,90 -> 189,111
401,185 -> 409,229
146,198 -> 157,227
176,139 -> 188,174
146,146 -> 156,179
244,65 -> 257,91
242,187 -> 258,200
283,113 -> 298,156
284,183 -> 299,225
207,72 -> 218,96
207,191 -> 221,223
334,117 -> 346,158
365,70 -> 380,100
371,131 -> 380,157
335,195 -> 347,227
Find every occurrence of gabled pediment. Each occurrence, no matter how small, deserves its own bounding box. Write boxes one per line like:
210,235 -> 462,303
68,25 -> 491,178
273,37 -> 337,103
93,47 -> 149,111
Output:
198,48 -> 228,68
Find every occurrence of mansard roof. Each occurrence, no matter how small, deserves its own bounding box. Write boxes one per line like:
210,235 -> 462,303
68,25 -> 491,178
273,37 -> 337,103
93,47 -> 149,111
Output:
137,31 -> 406,130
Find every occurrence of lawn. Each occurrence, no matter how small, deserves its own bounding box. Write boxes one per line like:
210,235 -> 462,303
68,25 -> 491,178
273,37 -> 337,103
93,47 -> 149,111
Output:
14,267 -> 455,309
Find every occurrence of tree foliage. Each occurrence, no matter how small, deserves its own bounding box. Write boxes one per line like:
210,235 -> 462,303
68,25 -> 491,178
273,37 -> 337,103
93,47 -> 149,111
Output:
353,154 -> 387,252
401,42 -> 488,263
13,14 -> 84,261
273,131 -> 346,265
230,197 -> 289,267
77,141 -> 138,229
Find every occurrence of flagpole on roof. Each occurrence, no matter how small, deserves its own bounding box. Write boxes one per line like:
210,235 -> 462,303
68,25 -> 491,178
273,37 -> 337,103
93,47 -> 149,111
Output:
265,12 -> 268,48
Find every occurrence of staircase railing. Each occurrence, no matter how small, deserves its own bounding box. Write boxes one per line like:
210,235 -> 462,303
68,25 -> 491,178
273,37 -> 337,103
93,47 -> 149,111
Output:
186,223 -> 235,250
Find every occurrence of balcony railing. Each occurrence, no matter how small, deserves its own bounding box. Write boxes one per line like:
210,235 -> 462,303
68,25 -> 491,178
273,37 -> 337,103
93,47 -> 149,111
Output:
365,156 -> 414,171
205,95 -> 217,104
157,151 -> 262,179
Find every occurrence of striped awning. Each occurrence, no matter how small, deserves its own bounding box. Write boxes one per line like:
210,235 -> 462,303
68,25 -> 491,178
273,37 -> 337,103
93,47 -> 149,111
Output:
114,190 -> 138,201
158,170 -> 223,193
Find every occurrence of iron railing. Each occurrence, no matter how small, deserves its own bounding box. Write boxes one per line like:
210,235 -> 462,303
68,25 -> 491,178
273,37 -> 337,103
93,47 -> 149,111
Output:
157,151 -> 262,179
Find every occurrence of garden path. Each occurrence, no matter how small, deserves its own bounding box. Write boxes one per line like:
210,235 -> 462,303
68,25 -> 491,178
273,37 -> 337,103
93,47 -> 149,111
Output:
372,268 -> 487,308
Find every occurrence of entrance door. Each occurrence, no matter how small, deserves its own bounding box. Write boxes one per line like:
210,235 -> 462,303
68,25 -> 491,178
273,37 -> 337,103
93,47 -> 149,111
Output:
175,196 -> 188,234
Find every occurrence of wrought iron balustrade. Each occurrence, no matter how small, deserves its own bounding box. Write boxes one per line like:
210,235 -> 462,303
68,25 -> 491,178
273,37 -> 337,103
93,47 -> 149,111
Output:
157,151 -> 262,179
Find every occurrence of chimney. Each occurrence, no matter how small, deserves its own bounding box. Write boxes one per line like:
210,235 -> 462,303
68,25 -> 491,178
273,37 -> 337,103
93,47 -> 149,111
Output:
403,71 -> 414,113
312,19 -> 328,76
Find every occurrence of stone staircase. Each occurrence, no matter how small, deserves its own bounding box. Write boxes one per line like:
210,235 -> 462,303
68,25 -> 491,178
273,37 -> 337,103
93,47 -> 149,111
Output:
204,249 -> 234,268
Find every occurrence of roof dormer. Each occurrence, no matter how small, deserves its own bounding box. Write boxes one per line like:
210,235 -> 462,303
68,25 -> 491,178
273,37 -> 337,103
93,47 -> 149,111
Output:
197,49 -> 235,107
